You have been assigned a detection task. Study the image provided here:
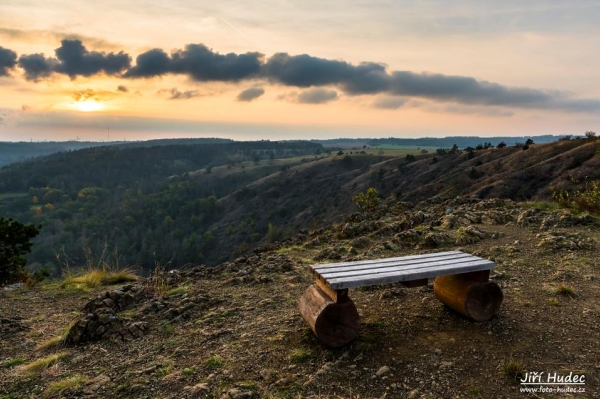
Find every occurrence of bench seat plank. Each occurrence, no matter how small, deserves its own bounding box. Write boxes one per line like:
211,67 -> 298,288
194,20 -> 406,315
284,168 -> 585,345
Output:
313,253 -> 476,276
312,250 -> 463,270
309,251 -> 495,290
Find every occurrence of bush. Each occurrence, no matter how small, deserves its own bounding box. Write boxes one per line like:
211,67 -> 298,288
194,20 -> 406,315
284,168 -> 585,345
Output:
352,187 -> 380,212
0,218 -> 41,286
552,178 -> 600,215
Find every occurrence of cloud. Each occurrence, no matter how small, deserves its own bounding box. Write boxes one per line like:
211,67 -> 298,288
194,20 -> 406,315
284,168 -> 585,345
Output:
262,53 -> 388,94
158,88 -> 201,100
72,89 -> 98,102
373,96 -> 407,109
0,28 -> 121,50
17,40 -> 130,80
117,85 -> 128,92
297,88 -> 338,104
4,40 -> 600,113
0,46 -> 18,76
236,87 -> 264,102
125,44 -> 263,82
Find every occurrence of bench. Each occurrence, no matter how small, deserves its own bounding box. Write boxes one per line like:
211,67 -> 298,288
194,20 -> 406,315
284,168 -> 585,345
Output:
299,250 -> 503,347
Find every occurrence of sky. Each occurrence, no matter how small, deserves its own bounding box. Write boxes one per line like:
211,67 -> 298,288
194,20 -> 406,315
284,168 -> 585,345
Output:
0,0 -> 599,142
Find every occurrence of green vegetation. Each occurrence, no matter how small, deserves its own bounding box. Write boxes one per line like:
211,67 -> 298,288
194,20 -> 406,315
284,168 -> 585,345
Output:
500,359 -> 526,383
165,285 -> 191,297
553,178 -> 600,215
0,141 -> 321,275
288,348 -> 312,363
45,375 -> 87,396
22,352 -> 68,373
554,285 -> 576,297
205,355 -> 224,370
352,187 -> 380,213
1,358 -> 26,368
0,217 -> 40,286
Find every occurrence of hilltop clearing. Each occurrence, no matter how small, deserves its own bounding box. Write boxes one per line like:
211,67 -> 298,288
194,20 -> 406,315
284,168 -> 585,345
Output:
1,198 -> 598,398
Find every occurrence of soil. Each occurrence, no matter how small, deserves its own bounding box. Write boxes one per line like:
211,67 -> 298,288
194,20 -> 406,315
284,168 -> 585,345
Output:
1,199 -> 598,399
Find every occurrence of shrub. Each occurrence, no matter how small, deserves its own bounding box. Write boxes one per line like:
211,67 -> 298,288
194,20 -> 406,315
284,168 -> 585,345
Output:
552,178 -> 600,215
352,187 -> 380,212
0,218 -> 41,286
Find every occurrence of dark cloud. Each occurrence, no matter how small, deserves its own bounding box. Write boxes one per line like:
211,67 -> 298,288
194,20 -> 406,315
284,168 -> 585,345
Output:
117,85 -> 128,92
236,87 -> 264,102
0,46 -> 17,76
297,88 -> 338,104
124,49 -> 171,78
373,96 -> 407,109
4,39 -> 600,113
53,40 -> 130,78
18,40 -> 130,80
158,88 -> 201,100
125,44 -> 263,82
17,53 -> 56,81
262,53 -> 388,94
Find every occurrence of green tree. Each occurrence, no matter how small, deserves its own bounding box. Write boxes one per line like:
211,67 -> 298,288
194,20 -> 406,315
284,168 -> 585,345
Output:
0,218 -> 41,286
352,187 -> 380,212
497,141 -> 507,148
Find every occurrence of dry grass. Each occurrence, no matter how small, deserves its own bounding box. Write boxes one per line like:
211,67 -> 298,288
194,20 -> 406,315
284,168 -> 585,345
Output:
21,352 -> 68,374
45,375 -> 87,396
60,268 -> 137,290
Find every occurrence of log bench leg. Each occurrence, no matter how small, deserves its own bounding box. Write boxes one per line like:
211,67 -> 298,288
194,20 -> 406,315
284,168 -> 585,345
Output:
433,270 -> 503,322
298,285 -> 360,348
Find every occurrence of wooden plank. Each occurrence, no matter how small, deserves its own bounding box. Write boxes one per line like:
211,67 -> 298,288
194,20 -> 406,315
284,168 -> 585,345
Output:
314,253 -> 478,276
317,258 -> 492,280
327,260 -> 495,290
315,279 -> 348,303
311,250 -> 463,270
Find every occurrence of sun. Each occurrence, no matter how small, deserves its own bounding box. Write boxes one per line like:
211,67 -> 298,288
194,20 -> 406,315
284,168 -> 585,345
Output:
71,100 -> 104,112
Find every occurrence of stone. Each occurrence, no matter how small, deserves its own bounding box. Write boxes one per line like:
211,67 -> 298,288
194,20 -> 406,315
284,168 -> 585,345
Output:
376,366 -> 390,376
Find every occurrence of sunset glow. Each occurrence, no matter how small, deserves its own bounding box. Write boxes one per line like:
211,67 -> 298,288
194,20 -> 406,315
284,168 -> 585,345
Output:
0,1 -> 599,141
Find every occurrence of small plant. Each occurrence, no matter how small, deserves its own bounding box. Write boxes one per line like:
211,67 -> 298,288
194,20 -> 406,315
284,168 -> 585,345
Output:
288,348 -> 312,364
554,285 -> 576,298
61,268 -> 137,290
165,285 -> 191,298
468,386 -> 481,397
552,178 -> 600,215
352,187 -> 380,213
547,298 -> 560,306
45,375 -> 87,396
205,355 -> 224,370
501,359 -> 526,383
21,352 -> 68,373
182,367 -> 196,376
2,358 -> 26,368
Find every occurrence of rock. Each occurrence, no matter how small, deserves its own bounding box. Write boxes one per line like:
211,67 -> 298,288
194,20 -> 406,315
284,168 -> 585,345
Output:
376,366 -> 390,376
227,388 -> 254,399
184,382 -> 211,398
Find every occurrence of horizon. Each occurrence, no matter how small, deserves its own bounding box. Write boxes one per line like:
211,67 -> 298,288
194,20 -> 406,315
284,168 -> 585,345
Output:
1,1 -> 599,141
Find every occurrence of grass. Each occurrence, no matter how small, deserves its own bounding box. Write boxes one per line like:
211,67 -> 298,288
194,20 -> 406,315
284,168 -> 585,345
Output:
500,359 -> 526,383
165,285 -> 191,298
21,352 -> 68,373
60,268 -> 137,290
554,285 -> 576,297
288,348 -> 312,364
1,358 -> 26,368
547,298 -> 561,306
276,246 -> 304,255
45,375 -> 87,396
205,355 -> 224,370
182,367 -> 196,376
36,335 -> 66,351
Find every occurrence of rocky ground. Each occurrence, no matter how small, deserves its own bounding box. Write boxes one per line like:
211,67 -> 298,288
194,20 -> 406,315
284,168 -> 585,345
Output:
1,198 -> 599,399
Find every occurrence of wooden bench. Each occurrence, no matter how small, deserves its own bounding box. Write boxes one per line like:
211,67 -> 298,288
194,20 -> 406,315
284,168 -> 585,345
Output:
299,250 -> 503,347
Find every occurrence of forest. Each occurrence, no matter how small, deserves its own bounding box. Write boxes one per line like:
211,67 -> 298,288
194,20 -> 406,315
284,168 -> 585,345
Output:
0,140 -> 322,276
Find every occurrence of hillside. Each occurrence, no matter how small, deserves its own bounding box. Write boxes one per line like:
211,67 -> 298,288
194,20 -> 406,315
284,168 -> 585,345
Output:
0,138 -> 598,276
1,198 -> 598,398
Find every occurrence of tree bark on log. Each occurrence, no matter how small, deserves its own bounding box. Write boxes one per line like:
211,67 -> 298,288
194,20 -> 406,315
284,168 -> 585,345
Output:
434,273 -> 503,322
298,285 -> 360,347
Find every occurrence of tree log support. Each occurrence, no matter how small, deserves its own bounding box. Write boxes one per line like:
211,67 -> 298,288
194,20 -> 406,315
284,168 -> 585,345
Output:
298,284 -> 359,348
433,270 -> 503,322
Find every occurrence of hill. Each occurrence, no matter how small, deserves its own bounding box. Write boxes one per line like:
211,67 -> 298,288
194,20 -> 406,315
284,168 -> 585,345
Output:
0,137 -> 598,276
1,197 -> 598,398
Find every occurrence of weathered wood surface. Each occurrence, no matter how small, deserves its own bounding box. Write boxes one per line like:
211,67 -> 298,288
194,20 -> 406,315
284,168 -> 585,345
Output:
310,251 -> 495,290
433,270 -> 503,321
315,279 -> 348,303
298,285 -> 360,347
